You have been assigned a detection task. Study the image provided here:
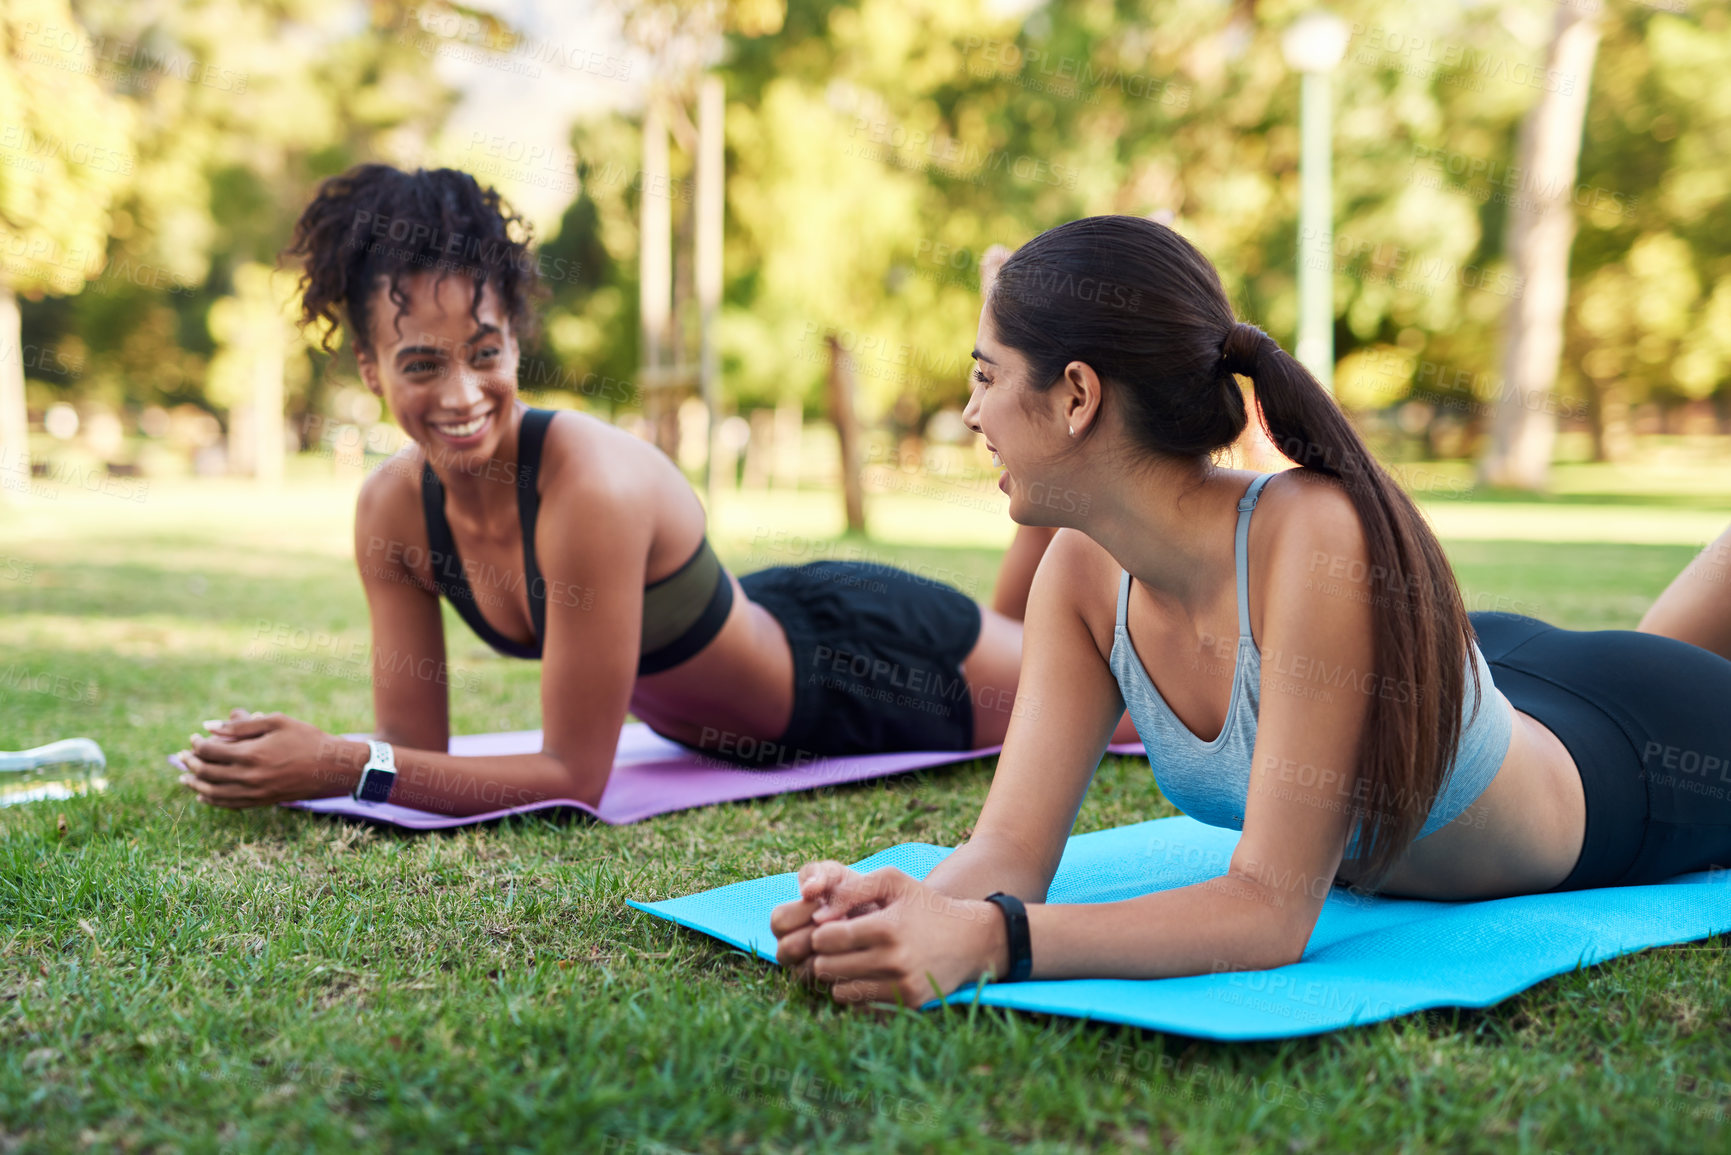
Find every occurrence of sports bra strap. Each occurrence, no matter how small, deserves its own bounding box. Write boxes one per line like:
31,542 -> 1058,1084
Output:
1233,473 -> 1276,642
418,407 -> 556,660
515,408 -> 556,644
1115,473 -> 1275,646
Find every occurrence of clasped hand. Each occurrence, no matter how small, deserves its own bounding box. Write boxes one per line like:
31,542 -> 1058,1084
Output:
175,707 -> 350,808
769,860 -> 1008,1008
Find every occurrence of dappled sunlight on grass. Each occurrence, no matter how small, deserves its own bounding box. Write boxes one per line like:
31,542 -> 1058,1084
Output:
0,477 -> 364,561
0,613 -> 242,658
1420,502 -> 1728,545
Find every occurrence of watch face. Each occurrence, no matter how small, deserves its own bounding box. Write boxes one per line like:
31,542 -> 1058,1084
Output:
356,766 -> 396,804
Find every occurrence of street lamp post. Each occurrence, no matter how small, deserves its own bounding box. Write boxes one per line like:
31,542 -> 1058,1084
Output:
1281,10 -> 1350,392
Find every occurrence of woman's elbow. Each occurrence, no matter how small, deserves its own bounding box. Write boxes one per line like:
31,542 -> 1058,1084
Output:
1272,911 -> 1319,968
1214,932 -> 1309,975
1216,872 -> 1318,969
545,752 -> 609,808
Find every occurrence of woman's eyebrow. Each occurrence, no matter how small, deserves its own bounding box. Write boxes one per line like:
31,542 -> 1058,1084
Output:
971,348 -> 997,365
393,323 -> 500,362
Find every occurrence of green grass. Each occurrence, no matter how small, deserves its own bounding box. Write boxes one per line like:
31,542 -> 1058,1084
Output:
2,467 -> 1729,1153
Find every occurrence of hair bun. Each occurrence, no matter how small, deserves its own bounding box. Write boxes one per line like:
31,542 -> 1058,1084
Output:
1219,322 -> 1269,377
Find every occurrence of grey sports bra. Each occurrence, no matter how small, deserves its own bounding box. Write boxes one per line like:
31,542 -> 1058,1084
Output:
1107,472 -> 1513,857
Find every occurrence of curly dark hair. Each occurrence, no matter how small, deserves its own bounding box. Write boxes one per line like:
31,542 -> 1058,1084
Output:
283,164 -> 548,355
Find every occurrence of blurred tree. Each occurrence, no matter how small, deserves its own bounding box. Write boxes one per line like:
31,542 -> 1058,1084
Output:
6,0 -> 1724,488
206,262 -> 311,482
19,0 -> 460,449
705,0 -> 1727,472
533,117 -> 639,411
1480,3 -> 1603,491
569,0 -> 1555,433
1566,8 -> 1731,459
0,0 -> 132,500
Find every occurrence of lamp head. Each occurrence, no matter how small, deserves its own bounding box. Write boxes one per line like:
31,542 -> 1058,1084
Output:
1281,9 -> 1350,73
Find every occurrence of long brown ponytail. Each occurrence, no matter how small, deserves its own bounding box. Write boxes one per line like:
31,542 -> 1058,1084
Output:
989,215 -> 1480,888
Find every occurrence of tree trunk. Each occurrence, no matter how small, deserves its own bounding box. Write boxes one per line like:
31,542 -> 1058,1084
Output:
253,311 -> 285,486
640,100 -> 679,461
697,75 -> 724,501
825,333 -> 866,534
1477,7 -> 1602,491
1587,377 -> 1633,463
0,283 -> 29,504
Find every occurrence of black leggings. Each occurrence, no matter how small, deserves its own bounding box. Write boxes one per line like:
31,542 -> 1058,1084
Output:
1471,612 -> 1731,890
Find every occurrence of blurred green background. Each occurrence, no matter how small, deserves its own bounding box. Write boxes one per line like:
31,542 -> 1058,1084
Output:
3,0 -> 1729,497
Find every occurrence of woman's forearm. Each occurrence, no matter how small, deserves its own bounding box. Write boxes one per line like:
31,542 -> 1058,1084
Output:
1023,873 -> 1314,980
923,833 -> 1059,903
317,737 -> 602,815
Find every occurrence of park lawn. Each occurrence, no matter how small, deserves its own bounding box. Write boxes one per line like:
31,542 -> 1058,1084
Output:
2,468 -> 1729,1153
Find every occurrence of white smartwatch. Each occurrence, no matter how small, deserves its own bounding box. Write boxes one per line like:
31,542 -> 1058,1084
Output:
352,739 -> 397,804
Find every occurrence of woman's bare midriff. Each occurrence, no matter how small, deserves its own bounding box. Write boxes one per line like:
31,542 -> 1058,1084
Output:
1336,693 -> 1588,900
627,572 -> 797,751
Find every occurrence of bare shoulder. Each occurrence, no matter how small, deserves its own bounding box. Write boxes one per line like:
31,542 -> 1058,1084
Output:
534,409 -> 703,578
1255,469 -> 1370,579
1252,469 -> 1377,634
354,441 -> 429,551
537,408 -> 684,508
1030,527 -> 1126,659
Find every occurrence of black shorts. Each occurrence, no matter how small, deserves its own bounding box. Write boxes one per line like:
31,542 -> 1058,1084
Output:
695,561 -> 984,768
1471,612 -> 1731,890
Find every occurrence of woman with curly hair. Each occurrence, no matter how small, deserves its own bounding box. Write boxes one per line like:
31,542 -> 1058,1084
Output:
772,215 -> 1731,1006
173,165 -> 1132,814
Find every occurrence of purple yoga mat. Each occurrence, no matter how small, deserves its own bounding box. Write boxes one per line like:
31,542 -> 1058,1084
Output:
172,723 -> 1146,828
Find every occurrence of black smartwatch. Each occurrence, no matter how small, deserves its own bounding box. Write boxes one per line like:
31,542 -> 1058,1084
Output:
983,892 -> 1033,982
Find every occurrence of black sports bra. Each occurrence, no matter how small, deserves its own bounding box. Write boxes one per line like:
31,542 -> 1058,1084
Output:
419,407 -> 735,675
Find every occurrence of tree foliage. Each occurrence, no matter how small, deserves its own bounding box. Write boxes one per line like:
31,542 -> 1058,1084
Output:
7,0 -> 1729,466
560,0 -> 1731,454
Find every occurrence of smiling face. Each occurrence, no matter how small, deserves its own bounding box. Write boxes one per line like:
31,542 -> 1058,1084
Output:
354,272 -> 519,466
963,305 -> 1099,527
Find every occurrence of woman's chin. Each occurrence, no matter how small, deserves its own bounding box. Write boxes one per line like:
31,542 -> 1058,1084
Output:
1003,477 -> 1077,529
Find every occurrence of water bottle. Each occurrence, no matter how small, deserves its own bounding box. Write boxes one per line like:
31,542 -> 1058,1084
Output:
0,738 -> 109,806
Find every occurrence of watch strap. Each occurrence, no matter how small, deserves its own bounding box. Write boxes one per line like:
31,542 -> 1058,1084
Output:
983,892 -> 1032,982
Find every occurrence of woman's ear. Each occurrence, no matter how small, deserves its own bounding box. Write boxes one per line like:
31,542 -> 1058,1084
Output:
1061,360 -> 1103,436
355,346 -> 382,396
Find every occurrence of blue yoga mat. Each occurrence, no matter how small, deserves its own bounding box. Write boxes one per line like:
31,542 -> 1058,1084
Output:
629,816 -> 1731,1040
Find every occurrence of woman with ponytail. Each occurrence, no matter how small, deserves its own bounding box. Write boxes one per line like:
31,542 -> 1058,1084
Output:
172,166 -> 1135,815
773,214 -> 1731,1004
